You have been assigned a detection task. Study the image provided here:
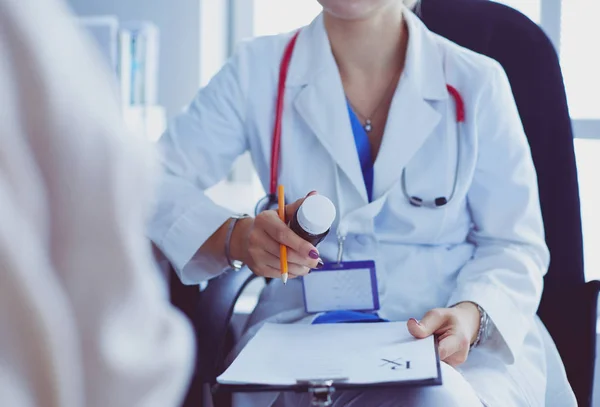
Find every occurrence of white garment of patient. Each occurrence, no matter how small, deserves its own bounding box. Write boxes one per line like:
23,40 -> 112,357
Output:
0,0 -> 194,406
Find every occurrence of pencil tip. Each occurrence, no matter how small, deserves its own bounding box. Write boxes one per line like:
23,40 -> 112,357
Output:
282,273 -> 288,285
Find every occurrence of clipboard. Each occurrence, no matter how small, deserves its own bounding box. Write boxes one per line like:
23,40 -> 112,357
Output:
214,322 -> 442,406
213,372 -> 442,406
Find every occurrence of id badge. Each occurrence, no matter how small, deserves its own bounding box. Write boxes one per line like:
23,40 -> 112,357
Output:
302,260 -> 380,314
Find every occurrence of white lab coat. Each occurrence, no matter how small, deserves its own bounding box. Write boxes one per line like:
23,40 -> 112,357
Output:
149,7 -> 576,407
0,0 -> 194,406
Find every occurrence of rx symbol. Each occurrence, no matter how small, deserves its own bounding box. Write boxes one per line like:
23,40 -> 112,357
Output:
380,358 -> 411,370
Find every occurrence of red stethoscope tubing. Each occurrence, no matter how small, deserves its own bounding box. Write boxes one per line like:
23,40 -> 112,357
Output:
269,30 -> 465,197
269,32 -> 301,196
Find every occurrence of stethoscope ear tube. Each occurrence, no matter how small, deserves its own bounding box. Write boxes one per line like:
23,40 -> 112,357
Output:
268,31 -> 301,197
254,193 -> 279,217
257,30 -> 466,214
400,93 -> 463,209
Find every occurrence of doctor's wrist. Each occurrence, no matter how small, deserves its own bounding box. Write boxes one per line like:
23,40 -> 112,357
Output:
228,216 -> 254,265
452,301 -> 481,345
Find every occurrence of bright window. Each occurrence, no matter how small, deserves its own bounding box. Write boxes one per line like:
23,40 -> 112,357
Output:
575,139 -> 600,281
560,0 -> 600,119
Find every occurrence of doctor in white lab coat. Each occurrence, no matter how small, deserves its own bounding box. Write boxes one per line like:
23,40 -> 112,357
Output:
0,0 -> 194,406
149,0 -> 576,406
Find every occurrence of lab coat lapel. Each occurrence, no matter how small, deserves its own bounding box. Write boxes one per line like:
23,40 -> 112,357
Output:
373,9 -> 449,199
373,81 -> 441,198
288,15 -> 369,203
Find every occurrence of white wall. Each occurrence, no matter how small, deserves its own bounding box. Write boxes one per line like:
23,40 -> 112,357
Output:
66,0 -> 203,118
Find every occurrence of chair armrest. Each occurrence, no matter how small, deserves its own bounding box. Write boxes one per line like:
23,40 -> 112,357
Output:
585,280 -> 600,303
585,280 -> 600,336
194,268 -> 257,382
539,280 -> 600,407
584,280 -> 600,406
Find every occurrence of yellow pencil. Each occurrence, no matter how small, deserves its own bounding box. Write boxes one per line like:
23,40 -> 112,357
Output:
277,185 -> 288,284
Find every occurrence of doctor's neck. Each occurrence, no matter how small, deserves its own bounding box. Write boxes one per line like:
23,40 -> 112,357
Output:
323,1 -> 407,77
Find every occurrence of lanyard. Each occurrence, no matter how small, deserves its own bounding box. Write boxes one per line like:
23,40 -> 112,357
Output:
347,102 -> 374,203
334,102 -> 374,263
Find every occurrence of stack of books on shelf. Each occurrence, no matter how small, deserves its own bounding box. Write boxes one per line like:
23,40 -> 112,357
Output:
78,16 -> 165,141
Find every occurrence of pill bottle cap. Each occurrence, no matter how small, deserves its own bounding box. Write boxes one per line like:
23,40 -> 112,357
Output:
297,195 -> 336,235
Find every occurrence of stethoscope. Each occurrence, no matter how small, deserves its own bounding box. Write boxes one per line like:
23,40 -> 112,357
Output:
255,30 -> 466,216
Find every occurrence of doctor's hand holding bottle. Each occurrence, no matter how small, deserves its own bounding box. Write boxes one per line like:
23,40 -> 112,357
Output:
200,192 -> 322,280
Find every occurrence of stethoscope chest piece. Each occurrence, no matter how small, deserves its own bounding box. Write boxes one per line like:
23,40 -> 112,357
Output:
408,195 -> 448,208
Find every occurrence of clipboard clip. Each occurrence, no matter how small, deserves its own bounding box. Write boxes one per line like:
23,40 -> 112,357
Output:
296,378 -> 349,406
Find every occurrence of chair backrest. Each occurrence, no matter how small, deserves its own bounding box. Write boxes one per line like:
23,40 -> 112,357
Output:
418,0 -> 591,404
169,265 -> 257,407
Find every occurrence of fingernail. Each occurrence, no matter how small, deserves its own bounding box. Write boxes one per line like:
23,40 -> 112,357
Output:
316,259 -> 324,269
306,190 -> 317,197
309,250 -> 319,259
409,318 -> 421,326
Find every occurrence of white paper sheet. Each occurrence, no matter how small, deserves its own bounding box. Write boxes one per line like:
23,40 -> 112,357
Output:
217,322 -> 439,386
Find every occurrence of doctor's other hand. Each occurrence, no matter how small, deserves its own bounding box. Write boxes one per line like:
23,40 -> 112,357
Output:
407,302 -> 481,367
230,193 -> 321,279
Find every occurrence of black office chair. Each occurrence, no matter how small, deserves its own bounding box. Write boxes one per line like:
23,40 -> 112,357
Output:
170,1 -> 600,406
417,1 -> 599,406
168,268 -> 207,407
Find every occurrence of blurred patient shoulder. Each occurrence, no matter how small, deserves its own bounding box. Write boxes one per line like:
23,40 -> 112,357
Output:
0,0 -> 194,406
